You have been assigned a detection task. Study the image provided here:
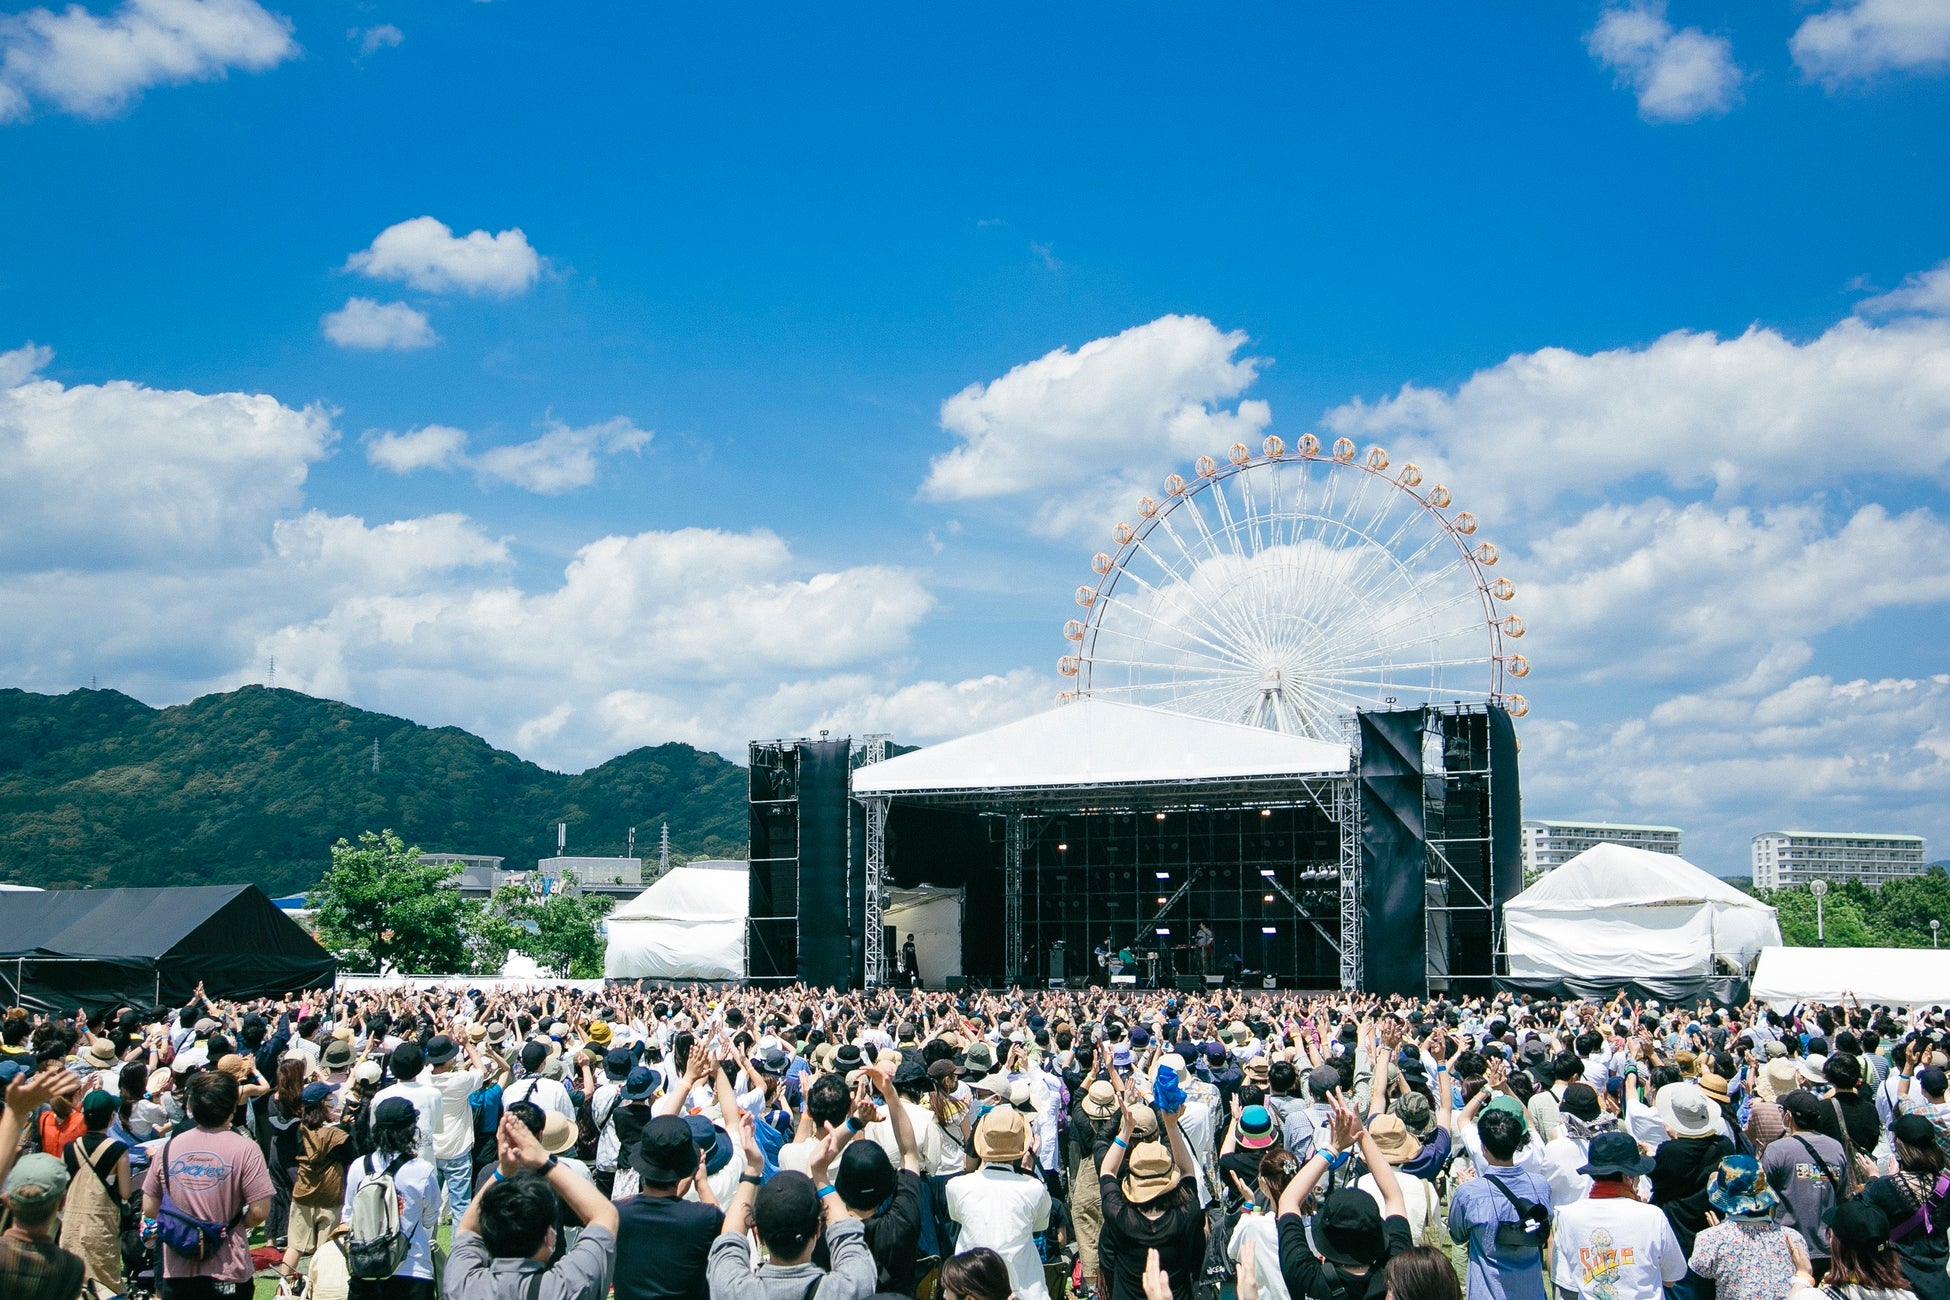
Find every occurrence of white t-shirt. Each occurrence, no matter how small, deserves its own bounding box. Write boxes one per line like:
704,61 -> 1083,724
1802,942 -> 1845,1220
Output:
1228,1212 -> 1291,1300
1356,1169 -> 1437,1244
371,1079 -> 444,1164
946,1166 -> 1052,1300
428,1067 -> 481,1162
1550,1197 -> 1688,1300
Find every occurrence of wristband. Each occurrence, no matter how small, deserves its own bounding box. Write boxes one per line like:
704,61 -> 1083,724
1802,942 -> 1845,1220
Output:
1325,1149 -> 1350,1170
540,1156 -> 559,1176
817,1184 -> 837,1198
740,1172 -> 763,1186
1112,1136 -> 1128,1148
845,1116 -> 863,1131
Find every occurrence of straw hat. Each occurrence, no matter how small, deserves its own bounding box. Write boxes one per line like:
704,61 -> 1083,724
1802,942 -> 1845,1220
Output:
1697,1073 -> 1731,1106
1127,1102 -> 1159,1139
81,1040 -> 120,1070
216,1054 -> 252,1082
974,1106 -> 1029,1162
1121,1141 -> 1183,1204
1368,1114 -> 1423,1165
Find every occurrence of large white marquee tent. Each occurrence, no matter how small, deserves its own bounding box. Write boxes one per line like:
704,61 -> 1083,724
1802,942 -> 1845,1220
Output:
1752,946 -> 1950,1011
604,860 -> 750,981
1504,842 -> 1780,1000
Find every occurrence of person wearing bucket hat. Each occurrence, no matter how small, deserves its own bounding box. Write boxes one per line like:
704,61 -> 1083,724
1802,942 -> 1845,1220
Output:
1357,1115 -> 1438,1246
1648,1081 -> 1737,1262
1550,1132 -> 1686,1300
1095,1073 -> 1201,1300
612,1112 -> 722,1300
1689,1155 -> 1802,1300
1276,1094 -> 1414,1297
947,1105 -> 1052,1300
1068,1077 -> 1124,1295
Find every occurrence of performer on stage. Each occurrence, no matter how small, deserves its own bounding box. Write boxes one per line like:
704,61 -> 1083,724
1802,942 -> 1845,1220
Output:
901,932 -> 920,986
1194,920 -> 1215,976
1093,932 -> 1112,985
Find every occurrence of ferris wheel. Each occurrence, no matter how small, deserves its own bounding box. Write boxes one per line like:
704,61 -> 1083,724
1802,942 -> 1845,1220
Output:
1058,435 -> 1528,739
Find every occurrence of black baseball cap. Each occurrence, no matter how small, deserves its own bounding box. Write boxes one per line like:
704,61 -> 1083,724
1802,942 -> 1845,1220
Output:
835,1137 -> 896,1210
753,1170 -> 821,1256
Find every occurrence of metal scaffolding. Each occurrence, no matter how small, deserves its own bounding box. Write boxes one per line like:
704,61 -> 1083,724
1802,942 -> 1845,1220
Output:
856,736 -> 890,987
1005,814 -> 1025,986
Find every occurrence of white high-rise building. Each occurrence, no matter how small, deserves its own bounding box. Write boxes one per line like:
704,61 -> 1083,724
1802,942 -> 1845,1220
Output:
1522,819 -> 1683,874
1751,831 -> 1927,890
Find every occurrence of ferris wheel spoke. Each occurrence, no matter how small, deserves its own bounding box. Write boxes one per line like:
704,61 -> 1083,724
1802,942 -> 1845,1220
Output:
1207,473 -> 1251,562
1092,596 -> 1263,679
1099,569 -> 1268,669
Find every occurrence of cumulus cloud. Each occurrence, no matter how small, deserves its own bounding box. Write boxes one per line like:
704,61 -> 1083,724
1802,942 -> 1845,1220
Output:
1587,2 -> 1743,123
1857,259 -> 1950,317
1792,0 -> 1950,85
1323,315 -> 1950,516
344,216 -> 543,298
363,424 -> 467,474
1522,500 -> 1950,677
321,297 -> 437,351
363,417 -> 650,493
350,23 -> 401,57
0,0 -> 295,123
0,342 -> 334,566
923,314 -> 1271,537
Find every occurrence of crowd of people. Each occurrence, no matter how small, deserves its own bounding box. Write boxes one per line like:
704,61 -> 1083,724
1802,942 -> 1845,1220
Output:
3,980 -> 1948,1300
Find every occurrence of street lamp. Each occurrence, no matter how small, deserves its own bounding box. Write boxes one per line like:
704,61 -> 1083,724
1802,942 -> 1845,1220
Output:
1810,880 -> 1828,946
1933,919 -> 1940,949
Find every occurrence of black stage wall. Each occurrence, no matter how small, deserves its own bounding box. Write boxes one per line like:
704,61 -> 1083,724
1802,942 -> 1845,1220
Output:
796,740 -> 853,988
886,805 -> 1003,985
1359,711 -> 1426,997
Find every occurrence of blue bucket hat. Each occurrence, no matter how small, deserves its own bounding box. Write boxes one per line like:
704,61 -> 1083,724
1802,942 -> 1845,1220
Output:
1706,1154 -> 1779,1219
622,1065 -> 660,1101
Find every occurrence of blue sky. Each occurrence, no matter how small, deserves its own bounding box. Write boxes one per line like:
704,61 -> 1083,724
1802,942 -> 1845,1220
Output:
2,0 -> 1948,875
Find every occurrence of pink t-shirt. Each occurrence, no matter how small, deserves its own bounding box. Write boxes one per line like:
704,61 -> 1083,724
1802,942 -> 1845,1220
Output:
144,1126 -> 275,1281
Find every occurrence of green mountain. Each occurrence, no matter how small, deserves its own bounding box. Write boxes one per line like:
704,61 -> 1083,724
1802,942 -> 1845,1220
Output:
0,686 -> 748,895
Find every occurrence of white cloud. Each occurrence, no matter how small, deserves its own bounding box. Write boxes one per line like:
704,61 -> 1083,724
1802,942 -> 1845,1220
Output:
1587,2 -> 1743,123
0,0 -> 295,123
363,424 -> 468,474
472,417 -> 649,493
344,216 -> 543,298
0,342 -> 334,566
1323,314 -> 1950,516
363,417 -> 651,493
1857,258 -> 1950,317
923,314 -> 1271,537
1522,500 -> 1950,677
321,297 -> 438,351
1792,0 -> 1950,85
350,23 -> 402,57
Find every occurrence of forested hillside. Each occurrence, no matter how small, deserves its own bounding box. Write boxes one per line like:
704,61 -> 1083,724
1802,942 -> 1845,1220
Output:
0,686 -> 747,895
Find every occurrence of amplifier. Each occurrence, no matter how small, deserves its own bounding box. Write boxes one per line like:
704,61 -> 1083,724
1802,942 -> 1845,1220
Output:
1110,974 -> 1137,986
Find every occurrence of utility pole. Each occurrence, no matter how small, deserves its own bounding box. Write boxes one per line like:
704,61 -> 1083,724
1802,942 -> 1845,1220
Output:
660,823 -> 671,873
371,737 -> 380,774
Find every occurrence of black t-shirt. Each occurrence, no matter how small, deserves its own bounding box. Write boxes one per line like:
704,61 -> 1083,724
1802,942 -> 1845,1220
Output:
1217,1150 -> 1264,1209
1277,1211 -> 1414,1300
613,1193 -> 724,1300
1865,1173 -> 1950,1300
815,1169 -> 926,1294
1812,1092 -> 1883,1157
1098,1174 -> 1206,1300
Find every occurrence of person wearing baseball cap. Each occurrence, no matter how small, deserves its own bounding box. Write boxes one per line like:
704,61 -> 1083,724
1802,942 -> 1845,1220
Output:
1867,1112 -> 1950,1299
1549,1132 -> 1685,1300
1,1150 -> 84,1300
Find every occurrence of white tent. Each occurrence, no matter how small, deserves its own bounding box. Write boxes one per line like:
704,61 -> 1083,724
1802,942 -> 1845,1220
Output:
852,698 -> 1349,797
1753,946 -> 1950,1011
1504,843 -> 1780,997
604,861 -> 749,981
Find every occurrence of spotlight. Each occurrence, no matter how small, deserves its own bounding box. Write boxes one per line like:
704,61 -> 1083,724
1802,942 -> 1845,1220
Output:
1155,812 -> 1167,821
1261,809 -> 1272,817
1261,926 -> 1277,935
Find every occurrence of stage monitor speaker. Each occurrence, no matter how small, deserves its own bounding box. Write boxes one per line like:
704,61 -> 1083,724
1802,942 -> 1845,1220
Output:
1174,974 -> 1201,992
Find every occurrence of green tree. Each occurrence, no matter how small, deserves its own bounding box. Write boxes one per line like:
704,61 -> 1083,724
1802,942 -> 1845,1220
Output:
1864,865 -> 1950,949
463,890 -> 531,976
529,891 -> 615,979
1759,885 -> 1881,948
309,829 -> 472,973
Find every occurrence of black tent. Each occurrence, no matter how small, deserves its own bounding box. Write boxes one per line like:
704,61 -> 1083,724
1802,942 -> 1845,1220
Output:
0,884 -> 336,1015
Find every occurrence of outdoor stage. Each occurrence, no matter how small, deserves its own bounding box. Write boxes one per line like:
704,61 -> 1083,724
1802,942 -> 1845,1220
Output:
749,698 -> 1521,997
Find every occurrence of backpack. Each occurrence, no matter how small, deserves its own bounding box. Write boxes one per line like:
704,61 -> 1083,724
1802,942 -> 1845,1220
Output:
1482,1173 -> 1550,1253
346,1153 -> 413,1281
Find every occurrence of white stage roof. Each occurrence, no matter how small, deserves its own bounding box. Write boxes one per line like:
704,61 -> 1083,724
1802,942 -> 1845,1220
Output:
851,699 -> 1351,798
